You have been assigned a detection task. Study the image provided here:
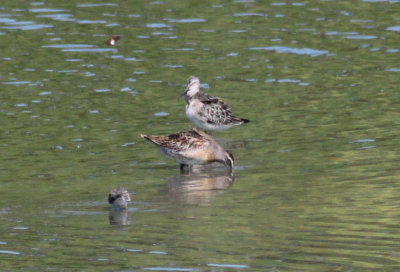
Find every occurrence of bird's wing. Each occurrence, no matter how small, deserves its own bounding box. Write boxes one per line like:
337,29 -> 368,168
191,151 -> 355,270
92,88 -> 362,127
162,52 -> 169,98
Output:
198,96 -> 243,124
142,130 -> 210,152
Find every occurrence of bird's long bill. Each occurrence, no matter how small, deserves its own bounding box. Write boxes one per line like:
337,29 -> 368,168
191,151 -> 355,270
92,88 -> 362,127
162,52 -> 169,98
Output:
178,87 -> 188,99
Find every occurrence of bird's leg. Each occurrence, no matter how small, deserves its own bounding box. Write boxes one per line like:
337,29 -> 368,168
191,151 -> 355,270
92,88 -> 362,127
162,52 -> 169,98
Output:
180,163 -> 190,174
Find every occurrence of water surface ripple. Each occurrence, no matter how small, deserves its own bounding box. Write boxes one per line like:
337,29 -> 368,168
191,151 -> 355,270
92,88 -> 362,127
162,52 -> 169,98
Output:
0,0 -> 400,271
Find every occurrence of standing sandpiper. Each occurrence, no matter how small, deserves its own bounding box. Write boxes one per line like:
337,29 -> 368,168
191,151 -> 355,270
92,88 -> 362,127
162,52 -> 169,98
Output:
141,128 -> 234,172
108,187 -> 131,209
181,76 -> 249,132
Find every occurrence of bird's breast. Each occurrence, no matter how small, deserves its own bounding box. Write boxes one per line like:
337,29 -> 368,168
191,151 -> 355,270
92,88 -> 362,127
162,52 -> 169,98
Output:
184,147 -> 216,162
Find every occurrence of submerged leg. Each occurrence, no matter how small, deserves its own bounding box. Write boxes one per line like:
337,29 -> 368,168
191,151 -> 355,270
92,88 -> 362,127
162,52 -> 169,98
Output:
179,163 -> 189,174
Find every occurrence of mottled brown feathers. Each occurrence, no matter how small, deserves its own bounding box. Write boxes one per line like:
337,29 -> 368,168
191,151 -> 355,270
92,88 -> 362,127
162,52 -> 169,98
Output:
141,129 -> 233,171
141,129 -> 211,151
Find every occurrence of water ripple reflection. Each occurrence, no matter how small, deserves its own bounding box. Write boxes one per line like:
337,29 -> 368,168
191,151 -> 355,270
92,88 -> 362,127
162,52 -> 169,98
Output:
3,81 -> 31,85
249,46 -> 330,56
344,35 -> 378,40
76,20 -> 107,24
42,44 -> 94,48
1,22 -> 52,30
1,0 -> 400,271
29,8 -> 65,12
144,267 -> 195,272
234,12 -> 267,17
386,26 -> 400,32
0,250 -> 20,256
386,68 -> 400,72
36,14 -> 75,22
208,263 -> 249,269
77,3 -> 118,7
164,18 -> 207,23
62,48 -> 117,52
146,23 -> 171,28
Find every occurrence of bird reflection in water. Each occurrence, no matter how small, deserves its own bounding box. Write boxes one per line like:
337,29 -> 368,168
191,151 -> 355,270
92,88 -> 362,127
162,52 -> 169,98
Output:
165,170 -> 234,206
109,209 -> 130,226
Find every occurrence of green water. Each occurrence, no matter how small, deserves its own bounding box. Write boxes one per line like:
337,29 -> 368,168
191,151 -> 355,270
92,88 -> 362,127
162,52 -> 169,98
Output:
1,0 -> 400,271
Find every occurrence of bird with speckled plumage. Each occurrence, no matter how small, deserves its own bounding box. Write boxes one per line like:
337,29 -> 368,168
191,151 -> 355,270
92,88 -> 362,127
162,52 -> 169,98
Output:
181,76 -> 249,132
141,128 -> 234,173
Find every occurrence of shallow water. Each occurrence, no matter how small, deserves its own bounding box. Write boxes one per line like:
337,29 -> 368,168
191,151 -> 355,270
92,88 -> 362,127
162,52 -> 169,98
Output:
1,0 -> 400,271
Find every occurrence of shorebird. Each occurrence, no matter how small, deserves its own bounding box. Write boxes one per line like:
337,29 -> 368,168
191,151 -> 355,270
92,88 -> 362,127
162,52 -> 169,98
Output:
108,187 -> 131,209
141,128 -> 234,172
181,76 -> 249,132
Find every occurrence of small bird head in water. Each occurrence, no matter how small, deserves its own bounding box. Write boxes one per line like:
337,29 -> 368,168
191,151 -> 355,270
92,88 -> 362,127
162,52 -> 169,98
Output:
108,186 -> 131,209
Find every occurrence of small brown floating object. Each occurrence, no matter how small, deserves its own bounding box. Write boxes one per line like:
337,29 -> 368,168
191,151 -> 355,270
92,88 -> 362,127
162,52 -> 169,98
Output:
105,35 -> 120,46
